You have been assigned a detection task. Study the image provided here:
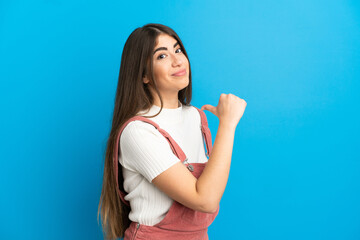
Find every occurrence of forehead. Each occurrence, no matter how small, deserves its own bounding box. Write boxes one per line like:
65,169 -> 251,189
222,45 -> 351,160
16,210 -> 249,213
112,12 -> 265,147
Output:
154,34 -> 177,47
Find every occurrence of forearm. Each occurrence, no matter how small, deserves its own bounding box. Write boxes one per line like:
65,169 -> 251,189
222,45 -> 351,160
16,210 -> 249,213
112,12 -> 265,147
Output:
195,122 -> 236,211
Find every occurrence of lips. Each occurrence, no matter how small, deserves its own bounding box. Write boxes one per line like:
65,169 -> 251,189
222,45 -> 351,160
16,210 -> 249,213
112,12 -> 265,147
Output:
172,69 -> 186,76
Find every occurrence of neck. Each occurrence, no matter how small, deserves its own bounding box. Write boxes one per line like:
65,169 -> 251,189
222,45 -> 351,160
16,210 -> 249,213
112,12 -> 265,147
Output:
152,93 -> 180,109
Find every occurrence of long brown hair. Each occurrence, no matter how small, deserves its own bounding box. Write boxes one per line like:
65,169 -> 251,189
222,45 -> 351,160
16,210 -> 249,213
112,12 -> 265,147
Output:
97,23 -> 193,239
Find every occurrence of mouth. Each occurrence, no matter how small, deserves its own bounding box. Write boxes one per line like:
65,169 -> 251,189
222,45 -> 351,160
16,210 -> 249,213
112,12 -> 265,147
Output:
172,69 -> 186,77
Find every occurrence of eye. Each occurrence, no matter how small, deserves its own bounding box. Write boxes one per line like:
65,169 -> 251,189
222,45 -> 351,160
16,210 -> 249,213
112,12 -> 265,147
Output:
176,48 -> 183,53
157,54 -> 166,60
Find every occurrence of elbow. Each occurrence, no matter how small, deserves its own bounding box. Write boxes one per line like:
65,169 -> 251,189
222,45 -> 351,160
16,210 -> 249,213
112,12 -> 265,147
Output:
205,207 -> 218,214
198,199 -> 219,214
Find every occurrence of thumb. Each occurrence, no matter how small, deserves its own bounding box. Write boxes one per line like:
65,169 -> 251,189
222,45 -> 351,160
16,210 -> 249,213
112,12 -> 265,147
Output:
201,104 -> 216,113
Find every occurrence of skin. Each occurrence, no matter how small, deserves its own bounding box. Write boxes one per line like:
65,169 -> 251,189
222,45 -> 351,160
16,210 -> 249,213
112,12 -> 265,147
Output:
144,33 -> 247,213
143,34 -> 190,109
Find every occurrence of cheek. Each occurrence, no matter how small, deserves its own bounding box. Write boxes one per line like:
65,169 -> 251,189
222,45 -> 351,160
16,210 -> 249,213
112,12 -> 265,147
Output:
152,65 -> 168,82
183,57 -> 190,67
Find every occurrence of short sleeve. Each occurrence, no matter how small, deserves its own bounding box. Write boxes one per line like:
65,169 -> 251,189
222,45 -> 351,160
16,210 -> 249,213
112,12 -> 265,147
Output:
119,120 -> 180,182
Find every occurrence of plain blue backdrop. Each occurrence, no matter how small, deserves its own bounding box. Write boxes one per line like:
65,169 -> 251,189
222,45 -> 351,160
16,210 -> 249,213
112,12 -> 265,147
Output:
1,0 -> 359,239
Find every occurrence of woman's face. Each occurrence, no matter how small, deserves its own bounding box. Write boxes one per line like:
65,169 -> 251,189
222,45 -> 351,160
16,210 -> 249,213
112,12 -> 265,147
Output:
144,34 -> 189,96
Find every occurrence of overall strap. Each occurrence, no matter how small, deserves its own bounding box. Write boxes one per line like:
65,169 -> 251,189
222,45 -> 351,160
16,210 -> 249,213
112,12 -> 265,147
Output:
193,106 -> 213,157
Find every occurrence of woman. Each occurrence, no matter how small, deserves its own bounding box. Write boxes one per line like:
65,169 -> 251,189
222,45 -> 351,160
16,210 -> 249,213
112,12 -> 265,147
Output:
98,23 -> 247,240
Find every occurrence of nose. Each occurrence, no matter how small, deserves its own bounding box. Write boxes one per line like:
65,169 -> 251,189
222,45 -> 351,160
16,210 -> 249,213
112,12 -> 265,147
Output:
171,53 -> 183,67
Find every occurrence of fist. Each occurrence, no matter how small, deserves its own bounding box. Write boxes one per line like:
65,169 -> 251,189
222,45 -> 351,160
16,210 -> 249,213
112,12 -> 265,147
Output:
201,93 -> 247,128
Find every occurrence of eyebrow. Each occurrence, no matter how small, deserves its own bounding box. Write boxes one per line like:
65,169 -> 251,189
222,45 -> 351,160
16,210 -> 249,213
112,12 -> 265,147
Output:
153,42 -> 180,55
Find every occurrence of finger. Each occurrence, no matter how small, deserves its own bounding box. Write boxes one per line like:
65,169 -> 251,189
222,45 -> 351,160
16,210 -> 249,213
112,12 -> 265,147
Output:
201,104 -> 216,113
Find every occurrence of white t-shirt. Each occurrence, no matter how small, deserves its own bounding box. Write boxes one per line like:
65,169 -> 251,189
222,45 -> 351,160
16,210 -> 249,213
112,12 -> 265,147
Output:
118,101 -> 209,226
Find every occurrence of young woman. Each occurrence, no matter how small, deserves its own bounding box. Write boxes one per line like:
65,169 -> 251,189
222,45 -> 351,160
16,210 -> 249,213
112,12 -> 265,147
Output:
98,23 -> 247,240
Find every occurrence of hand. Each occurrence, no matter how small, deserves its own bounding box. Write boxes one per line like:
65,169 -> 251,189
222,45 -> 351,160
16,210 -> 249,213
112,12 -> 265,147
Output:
201,93 -> 247,128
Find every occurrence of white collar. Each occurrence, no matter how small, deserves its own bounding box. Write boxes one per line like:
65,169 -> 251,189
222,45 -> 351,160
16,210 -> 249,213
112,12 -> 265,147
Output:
138,100 -> 183,125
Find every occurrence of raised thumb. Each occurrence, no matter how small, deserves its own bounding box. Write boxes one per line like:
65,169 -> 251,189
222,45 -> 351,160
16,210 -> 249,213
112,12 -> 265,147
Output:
201,104 -> 216,113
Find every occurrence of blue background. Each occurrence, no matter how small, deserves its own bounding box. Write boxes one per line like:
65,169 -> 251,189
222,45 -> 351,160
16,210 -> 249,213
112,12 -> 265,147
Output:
1,0 -> 359,239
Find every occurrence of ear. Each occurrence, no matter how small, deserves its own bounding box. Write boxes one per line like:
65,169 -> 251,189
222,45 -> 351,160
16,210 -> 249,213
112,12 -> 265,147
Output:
143,75 -> 150,84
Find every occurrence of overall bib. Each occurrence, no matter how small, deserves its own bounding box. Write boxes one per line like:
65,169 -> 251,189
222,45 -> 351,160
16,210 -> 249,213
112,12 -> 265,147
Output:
113,106 -> 219,240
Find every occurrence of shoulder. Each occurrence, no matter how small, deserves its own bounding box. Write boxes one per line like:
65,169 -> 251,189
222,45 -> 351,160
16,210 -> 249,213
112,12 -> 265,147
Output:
180,104 -> 199,116
120,119 -> 159,143
184,105 -> 202,126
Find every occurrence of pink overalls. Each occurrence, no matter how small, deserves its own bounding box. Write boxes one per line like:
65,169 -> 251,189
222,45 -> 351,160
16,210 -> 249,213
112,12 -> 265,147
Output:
113,106 -> 219,240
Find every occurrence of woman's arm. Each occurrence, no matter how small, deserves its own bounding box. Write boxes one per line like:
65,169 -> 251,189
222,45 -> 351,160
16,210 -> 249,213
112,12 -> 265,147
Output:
152,93 -> 246,213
